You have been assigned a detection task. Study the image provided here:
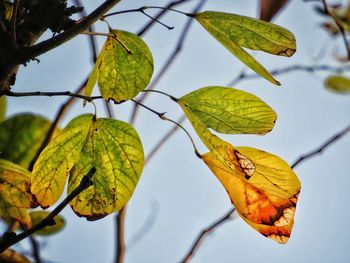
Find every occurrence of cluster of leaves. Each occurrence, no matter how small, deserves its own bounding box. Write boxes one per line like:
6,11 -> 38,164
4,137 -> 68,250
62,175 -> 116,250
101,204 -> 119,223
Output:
0,7 -> 302,257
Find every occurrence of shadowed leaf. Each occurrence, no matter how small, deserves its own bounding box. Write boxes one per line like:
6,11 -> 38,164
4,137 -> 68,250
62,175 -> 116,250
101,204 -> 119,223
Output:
84,30 -> 154,103
324,75 -> 350,93
0,249 -> 31,263
179,86 -> 277,134
195,11 -> 296,85
30,211 -> 65,236
202,146 -> 301,244
0,96 -> 5,122
0,114 -> 52,169
0,159 -> 35,228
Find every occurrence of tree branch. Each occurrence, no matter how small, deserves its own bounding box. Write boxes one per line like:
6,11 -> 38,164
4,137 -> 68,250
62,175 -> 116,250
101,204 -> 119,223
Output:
0,167 -> 96,253
115,207 -> 127,263
180,208 -> 236,263
291,125 -> 350,168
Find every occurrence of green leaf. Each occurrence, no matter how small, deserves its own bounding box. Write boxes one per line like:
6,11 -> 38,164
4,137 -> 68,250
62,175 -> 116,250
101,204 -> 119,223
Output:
84,30 -> 154,103
0,159 -> 35,228
324,75 -> 350,93
30,211 -> 65,236
31,114 -> 144,220
194,11 -> 297,85
179,86 -> 277,134
68,118 -> 144,220
0,96 -> 5,122
0,114 -> 52,169
31,114 -> 94,208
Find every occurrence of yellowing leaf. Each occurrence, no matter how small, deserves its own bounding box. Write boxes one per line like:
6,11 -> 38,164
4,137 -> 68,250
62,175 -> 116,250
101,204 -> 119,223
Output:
30,211 -> 65,236
31,114 -> 144,220
31,114 -> 94,208
179,86 -> 277,134
202,147 -> 301,244
0,159 -> 35,228
0,96 -> 5,122
0,249 -> 31,263
68,118 -> 144,220
84,30 -> 154,103
0,114 -> 52,169
324,75 -> 350,93
195,11 -> 296,85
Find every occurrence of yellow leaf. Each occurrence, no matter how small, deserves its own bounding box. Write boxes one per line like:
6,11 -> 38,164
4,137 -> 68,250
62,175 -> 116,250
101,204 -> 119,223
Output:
324,75 -> 350,93
202,147 -> 301,244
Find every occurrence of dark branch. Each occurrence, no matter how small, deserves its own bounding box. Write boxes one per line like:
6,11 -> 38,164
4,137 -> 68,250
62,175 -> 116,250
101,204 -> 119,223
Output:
0,167 -> 96,253
292,125 -> 350,168
180,208 -> 236,263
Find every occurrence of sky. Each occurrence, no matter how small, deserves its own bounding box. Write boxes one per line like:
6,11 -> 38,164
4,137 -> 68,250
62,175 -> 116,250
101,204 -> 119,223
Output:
5,0 -> 350,262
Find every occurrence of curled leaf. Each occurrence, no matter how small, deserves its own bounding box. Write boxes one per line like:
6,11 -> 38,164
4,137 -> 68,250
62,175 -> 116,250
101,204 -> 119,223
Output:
202,146 -> 301,244
194,11 -> 296,85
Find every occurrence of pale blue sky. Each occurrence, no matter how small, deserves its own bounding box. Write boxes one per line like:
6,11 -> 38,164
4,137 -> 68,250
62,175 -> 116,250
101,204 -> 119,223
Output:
6,1 -> 350,262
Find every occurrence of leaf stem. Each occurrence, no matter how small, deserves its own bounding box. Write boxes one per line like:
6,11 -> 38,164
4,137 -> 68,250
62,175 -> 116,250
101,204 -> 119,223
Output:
0,167 -> 96,253
131,99 -> 201,158
141,89 -> 178,101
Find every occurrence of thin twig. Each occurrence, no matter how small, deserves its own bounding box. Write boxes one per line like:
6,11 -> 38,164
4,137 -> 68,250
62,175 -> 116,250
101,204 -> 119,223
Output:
291,125 -> 350,168
228,64 -> 350,86
320,0 -> 350,59
180,208 -> 236,263
115,207 -> 127,263
0,167 -> 96,253
129,0 -> 207,123
29,236 -> 41,263
145,115 -> 186,165
73,0 -> 98,63
1,89 -> 103,101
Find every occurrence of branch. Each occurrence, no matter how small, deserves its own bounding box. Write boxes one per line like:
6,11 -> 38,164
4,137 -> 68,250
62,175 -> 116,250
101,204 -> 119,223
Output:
0,167 -> 96,253
1,0 -> 120,77
228,64 -> 350,86
291,125 -> 350,168
180,208 -> 236,263
1,89 -> 103,101
115,207 -> 127,263
320,0 -> 350,60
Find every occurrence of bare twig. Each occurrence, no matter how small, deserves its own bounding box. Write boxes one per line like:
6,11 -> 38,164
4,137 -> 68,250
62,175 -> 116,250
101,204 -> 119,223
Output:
320,0 -> 350,59
0,167 -> 96,253
115,207 -> 127,263
180,208 -> 236,263
292,125 -> 350,168
29,236 -> 41,263
129,0 -> 208,123
228,64 -> 350,86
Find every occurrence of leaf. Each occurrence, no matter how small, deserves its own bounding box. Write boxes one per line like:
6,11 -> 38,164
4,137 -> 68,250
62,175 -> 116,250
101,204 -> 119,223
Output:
31,114 -> 144,220
68,118 -> 144,220
0,114 -> 52,169
179,86 -> 277,135
259,0 -> 290,22
194,11 -> 296,85
202,146 -> 301,244
324,75 -> 350,93
0,95 -> 5,122
31,114 -> 94,208
0,249 -> 31,263
0,159 -> 35,228
30,211 -> 65,236
84,30 -> 154,103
